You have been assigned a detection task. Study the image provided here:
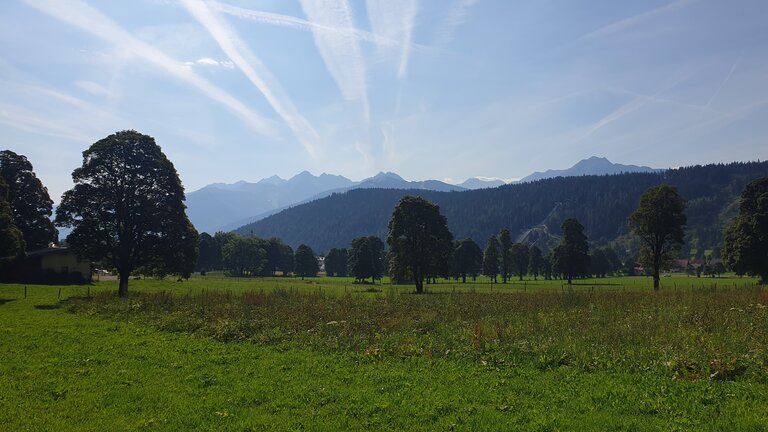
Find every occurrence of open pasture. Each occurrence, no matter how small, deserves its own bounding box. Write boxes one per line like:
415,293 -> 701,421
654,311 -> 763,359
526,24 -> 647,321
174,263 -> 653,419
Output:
1,275 -> 767,431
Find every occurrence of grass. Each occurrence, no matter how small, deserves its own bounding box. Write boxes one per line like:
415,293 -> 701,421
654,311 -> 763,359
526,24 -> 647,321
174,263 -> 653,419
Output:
1,275 -> 767,430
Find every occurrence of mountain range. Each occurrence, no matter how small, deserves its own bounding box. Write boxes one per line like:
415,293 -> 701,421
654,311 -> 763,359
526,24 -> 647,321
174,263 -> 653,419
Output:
233,161 -> 768,256
185,157 -> 660,233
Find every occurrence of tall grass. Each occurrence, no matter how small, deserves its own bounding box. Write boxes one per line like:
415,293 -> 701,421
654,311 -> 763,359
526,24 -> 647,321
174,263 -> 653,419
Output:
68,285 -> 768,381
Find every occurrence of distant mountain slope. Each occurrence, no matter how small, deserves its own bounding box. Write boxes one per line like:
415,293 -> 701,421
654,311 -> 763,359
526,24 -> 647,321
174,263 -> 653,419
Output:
187,171 -> 465,233
519,156 -> 659,183
235,161 -> 768,255
186,172 -> 354,233
458,178 -> 506,189
218,173 -> 465,232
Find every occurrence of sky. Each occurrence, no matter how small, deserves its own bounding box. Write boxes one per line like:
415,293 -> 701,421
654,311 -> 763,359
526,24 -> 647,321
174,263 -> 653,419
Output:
1,0 -> 767,202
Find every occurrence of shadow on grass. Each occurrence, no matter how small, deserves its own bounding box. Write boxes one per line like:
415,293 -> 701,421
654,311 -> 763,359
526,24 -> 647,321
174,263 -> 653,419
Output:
0,298 -> 17,305
33,304 -> 62,310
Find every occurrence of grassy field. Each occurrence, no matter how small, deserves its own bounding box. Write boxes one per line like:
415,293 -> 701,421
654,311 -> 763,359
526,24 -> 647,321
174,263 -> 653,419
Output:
1,275 -> 767,431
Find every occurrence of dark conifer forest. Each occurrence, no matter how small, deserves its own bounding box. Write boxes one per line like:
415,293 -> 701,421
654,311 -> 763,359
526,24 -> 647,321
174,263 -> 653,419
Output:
236,161 -> 768,255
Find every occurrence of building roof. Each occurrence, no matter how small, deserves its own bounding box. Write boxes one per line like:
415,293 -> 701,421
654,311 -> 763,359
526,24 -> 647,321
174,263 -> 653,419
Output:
25,247 -> 77,258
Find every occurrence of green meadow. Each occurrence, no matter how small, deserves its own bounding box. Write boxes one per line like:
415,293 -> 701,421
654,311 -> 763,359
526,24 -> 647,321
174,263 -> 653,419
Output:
1,275 -> 767,431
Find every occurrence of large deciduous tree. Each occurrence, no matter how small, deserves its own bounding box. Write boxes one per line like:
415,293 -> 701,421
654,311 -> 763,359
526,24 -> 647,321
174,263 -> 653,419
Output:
551,218 -> 590,284
723,177 -> 768,284
0,150 -> 57,250
55,131 -> 198,297
387,196 -> 453,293
628,184 -> 687,290
294,244 -> 318,279
0,176 -> 25,259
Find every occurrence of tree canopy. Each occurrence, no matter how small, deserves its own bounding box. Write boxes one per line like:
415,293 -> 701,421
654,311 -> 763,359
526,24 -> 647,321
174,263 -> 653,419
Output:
498,229 -> 513,283
453,238 -> 483,283
551,218 -> 590,284
55,131 -> 198,296
723,177 -> 768,284
222,235 -> 266,276
629,184 -> 687,289
324,248 -> 348,277
0,176 -> 25,259
0,150 -> 57,250
482,235 -> 500,283
510,243 -> 530,281
294,244 -> 318,279
387,196 -> 453,293
348,236 -> 385,283
528,245 -> 543,280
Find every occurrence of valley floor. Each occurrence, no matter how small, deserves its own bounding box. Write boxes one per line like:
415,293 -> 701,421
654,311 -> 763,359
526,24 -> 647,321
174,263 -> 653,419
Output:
1,277 -> 766,431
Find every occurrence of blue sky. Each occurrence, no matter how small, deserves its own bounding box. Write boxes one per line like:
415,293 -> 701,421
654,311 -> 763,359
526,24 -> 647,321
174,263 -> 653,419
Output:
1,0 -> 767,202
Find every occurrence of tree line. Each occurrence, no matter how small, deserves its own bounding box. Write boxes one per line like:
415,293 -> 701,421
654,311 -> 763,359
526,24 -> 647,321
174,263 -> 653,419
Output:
2,130 -> 767,296
238,161 -> 768,257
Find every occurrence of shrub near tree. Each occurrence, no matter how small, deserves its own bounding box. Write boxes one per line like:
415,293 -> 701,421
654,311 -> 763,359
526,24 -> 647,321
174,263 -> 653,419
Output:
0,150 -> 57,250
724,177 -> 768,284
628,184 -> 687,290
55,131 -> 199,296
387,196 -> 453,293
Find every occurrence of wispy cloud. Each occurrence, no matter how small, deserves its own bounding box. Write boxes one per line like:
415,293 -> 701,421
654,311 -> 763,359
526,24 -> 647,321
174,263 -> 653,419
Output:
180,0 -> 320,158
185,57 -> 235,69
574,0 -> 698,44
366,0 -> 419,79
22,0 -> 277,138
74,80 -> 115,98
706,52 -> 741,108
0,102 -> 92,142
434,0 -> 479,46
213,2 -> 404,49
300,0 -> 370,125
573,73 -> 695,145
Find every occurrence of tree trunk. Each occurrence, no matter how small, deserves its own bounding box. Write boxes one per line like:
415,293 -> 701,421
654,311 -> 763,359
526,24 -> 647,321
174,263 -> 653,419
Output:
519,274 -> 523,281
567,274 -> 572,285
118,272 -> 129,297
415,278 -> 423,294
462,274 -> 466,283
653,269 -> 660,290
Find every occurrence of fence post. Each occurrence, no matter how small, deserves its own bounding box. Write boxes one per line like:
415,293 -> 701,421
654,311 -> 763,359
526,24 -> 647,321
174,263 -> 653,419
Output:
58,287 -> 62,299
24,285 -> 27,299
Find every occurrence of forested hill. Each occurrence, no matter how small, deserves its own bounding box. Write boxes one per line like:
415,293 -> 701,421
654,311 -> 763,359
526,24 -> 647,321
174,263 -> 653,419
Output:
235,161 -> 768,255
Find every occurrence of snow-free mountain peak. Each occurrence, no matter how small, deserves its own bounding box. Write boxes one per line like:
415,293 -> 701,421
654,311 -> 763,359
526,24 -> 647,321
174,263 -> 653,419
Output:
519,156 -> 658,183
257,175 -> 286,186
459,177 -> 506,189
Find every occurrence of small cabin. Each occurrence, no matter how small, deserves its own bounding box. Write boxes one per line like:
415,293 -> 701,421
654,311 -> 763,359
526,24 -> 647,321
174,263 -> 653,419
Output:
8,247 -> 92,284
